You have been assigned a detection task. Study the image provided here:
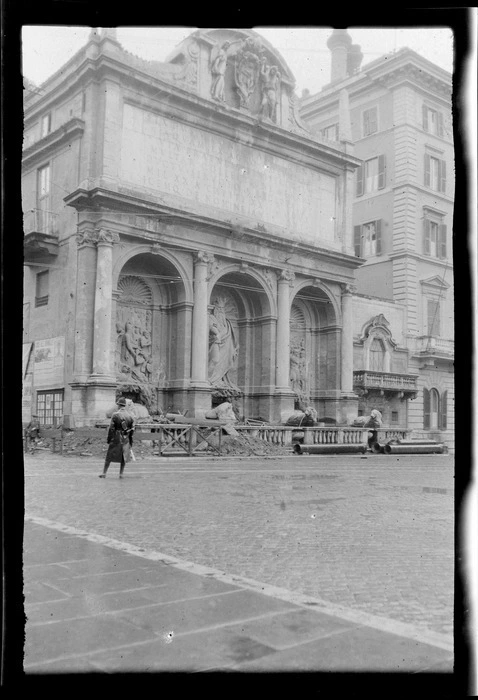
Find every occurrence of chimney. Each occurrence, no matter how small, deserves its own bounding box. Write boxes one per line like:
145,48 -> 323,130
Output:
327,29 -> 352,83
347,44 -> 363,76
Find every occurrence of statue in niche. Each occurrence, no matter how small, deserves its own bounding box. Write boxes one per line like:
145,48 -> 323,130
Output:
210,41 -> 231,102
208,297 -> 239,388
290,338 -> 307,397
234,37 -> 262,108
260,59 -> 281,123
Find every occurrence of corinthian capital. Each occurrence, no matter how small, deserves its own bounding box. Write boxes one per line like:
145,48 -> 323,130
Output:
279,269 -> 295,285
341,283 -> 356,295
96,229 -> 120,245
195,250 -> 215,265
76,229 -> 98,247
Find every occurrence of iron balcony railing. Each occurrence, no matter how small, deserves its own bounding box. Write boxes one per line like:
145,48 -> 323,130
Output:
415,335 -> 454,356
23,208 -> 58,236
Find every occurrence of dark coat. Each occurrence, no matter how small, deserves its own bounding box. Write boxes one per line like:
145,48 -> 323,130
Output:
105,409 -> 135,463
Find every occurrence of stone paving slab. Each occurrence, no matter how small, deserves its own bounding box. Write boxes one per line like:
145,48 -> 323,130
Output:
23,519 -> 455,677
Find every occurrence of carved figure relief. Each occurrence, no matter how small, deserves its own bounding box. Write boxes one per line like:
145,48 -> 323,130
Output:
290,304 -> 309,405
234,37 -> 263,109
260,59 -> 281,123
115,276 -> 154,384
208,294 -> 240,390
210,41 -> 231,102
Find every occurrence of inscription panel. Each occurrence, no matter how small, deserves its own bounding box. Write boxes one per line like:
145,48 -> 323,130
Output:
120,104 -> 337,245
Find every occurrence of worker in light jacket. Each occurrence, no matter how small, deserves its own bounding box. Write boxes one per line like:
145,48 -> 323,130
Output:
364,408 -> 382,451
99,397 -> 135,479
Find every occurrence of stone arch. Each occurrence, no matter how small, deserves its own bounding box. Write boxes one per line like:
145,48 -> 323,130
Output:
208,264 -> 275,417
207,263 -> 276,317
289,280 -> 341,410
113,244 -> 193,303
113,246 -> 193,412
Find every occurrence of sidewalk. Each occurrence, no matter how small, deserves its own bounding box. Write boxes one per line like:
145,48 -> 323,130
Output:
23,517 -> 455,687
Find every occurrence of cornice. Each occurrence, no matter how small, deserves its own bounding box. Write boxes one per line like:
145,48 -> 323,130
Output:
63,185 -> 363,271
22,118 -> 85,170
25,51 -> 361,173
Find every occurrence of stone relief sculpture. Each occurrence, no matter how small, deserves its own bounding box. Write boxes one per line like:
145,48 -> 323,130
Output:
208,296 -> 240,389
290,338 -> 307,397
234,37 -> 262,109
260,59 -> 281,123
210,41 -> 231,102
115,276 -> 154,386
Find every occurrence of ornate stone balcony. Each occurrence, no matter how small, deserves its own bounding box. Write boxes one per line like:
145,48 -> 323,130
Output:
353,370 -> 418,398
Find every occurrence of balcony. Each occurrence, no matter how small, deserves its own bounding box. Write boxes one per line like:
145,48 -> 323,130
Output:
413,335 -> 454,363
24,209 -> 59,263
353,370 -> 418,398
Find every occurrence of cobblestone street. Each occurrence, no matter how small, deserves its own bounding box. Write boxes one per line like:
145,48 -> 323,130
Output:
24,452 -> 454,643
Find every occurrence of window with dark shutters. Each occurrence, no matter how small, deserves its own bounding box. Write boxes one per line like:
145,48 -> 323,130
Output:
375,219 -> 382,254
423,388 -> 430,429
440,160 -> 446,193
354,225 -> 362,257
424,154 -> 431,187
439,224 -> 447,258
437,112 -> 444,138
356,164 -> 364,196
422,104 -> 429,131
377,154 -> 386,189
424,218 -> 431,255
363,107 -> 378,136
440,390 -> 448,430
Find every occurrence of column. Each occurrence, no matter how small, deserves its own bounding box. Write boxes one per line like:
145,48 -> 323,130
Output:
89,229 -> 119,380
341,284 -> 354,393
190,251 -> 213,386
276,270 -> 295,390
72,229 -> 98,382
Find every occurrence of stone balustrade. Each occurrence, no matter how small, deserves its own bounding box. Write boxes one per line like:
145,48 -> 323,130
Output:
353,370 -> 418,392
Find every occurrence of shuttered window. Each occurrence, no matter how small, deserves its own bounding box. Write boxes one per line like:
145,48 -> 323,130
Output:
424,219 -> 447,259
424,154 -> 446,193
354,220 -> 382,257
363,107 -> 378,136
422,105 -> 444,137
440,390 -> 448,430
423,388 -> 448,430
356,155 -> 385,196
423,388 -> 430,429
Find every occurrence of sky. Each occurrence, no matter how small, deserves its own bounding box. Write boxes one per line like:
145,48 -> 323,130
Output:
21,25 -> 456,97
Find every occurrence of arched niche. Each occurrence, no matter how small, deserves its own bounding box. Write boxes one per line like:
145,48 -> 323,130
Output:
208,268 -> 274,414
290,282 -> 340,407
113,250 -> 192,411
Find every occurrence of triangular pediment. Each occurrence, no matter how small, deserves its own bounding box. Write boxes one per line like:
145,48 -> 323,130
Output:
420,276 -> 450,290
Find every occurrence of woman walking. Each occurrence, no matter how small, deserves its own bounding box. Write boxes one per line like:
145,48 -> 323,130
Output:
99,397 -> 135,478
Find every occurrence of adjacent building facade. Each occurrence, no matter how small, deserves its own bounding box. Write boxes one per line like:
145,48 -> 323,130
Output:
23,28 -> 366,428
300,30 -> 454,448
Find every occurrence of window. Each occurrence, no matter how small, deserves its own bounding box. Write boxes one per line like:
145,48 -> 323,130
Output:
427,299 -> 440,336
369,338 -> 385,371
41,113 -> 52,138
424,218 -> 447,258
37,164 -> 51,232
36,390 -> 64,426
363,107 -> 378,136
35,270 -> 49,307
423,388 -> 447,430
391,411 -> 399,423
422,105 -> 444,137
354,220 -> 382,257
321,123 -> 339,141
424,154 -> 446,193
356,155 -> 386,196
